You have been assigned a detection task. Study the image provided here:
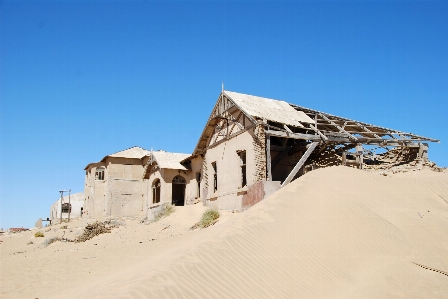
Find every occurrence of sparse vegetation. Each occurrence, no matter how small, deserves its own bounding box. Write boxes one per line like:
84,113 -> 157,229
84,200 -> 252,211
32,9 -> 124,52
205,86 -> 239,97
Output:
34,231 -> 44,238
74,220 -> 122,243
191,208 -> 220,230
154,203 -> 175,222
44,237 -> 62,247
199,208 -> 220,228
27,241 -> 34,245
60,225 -> 68,229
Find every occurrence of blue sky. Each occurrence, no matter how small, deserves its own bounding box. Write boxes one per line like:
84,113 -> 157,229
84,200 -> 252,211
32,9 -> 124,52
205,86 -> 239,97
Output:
1,1 -> 447,229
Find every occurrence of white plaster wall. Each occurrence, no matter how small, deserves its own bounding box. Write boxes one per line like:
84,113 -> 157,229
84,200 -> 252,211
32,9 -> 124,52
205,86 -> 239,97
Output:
204,128 -> 257,210
49,192 -> 84,221
83,157 -> 147,219
184,156 -> 203,205
145,168 -> 190,206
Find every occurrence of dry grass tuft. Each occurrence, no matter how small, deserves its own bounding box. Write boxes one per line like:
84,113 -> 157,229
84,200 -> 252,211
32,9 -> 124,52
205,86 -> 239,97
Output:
34,231 -> 44,238
191,208 -> 220,230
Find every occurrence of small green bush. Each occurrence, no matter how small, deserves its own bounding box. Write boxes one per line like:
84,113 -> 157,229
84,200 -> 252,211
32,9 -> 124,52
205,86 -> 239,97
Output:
199,208 -> 220,228
34,231 -> 44,238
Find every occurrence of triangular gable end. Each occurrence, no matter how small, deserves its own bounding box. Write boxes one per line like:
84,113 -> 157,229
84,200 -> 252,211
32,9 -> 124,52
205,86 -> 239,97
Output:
192,91 -> 258,155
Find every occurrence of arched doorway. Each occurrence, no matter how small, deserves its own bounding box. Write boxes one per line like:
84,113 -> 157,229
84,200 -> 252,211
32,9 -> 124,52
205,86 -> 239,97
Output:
152,178 -> 161,204
172,175 -> 186,206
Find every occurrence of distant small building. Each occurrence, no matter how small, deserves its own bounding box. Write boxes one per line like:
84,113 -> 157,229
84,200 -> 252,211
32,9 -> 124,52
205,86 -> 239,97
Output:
50,192 -> 84,222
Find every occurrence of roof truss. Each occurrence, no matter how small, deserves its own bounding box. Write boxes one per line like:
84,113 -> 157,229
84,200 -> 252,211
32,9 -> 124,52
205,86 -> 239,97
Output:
285,103 -> 439,146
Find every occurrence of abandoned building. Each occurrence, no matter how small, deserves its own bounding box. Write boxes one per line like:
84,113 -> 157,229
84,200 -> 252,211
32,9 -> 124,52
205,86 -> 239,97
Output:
184,90 -> 439,211
50,192 -> 84,221
81,90 -> 438,219
83,146 -> 198,219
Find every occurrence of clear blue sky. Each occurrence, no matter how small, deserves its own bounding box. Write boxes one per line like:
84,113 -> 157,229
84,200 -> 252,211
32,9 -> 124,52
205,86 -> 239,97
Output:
1,1 -> 447,229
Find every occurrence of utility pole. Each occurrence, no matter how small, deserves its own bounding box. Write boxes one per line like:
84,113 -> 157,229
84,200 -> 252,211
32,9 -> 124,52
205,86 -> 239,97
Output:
68,189 -> 71,222
59,190 -> 66,224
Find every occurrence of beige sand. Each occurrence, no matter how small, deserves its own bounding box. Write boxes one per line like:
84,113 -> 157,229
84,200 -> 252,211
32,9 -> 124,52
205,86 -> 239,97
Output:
1,166 -> 447,299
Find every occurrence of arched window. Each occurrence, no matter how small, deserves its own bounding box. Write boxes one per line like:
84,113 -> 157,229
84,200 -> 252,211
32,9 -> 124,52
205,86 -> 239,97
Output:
152,178 -> 161,204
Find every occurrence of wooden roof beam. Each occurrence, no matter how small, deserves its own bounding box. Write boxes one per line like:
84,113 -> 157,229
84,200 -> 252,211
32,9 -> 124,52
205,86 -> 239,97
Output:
319,113 -> 358,141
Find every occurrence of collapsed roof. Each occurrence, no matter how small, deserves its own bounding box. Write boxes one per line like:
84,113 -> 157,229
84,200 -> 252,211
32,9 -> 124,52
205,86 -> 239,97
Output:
192,90 -> 438,155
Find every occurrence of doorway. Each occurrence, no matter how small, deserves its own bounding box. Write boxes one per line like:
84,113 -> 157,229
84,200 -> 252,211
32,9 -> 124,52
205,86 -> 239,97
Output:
172,175 -> 186,206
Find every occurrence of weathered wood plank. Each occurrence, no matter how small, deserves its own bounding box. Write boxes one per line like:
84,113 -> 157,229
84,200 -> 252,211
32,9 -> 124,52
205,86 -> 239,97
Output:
281,142 -> 319,187
265,130 -> 321,141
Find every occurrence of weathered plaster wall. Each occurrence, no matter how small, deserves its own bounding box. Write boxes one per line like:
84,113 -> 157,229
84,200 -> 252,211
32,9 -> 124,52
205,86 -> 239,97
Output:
84,162 -> 106,218
104,157 -> 146,217
184,156 -> 203,205
84,158 -> 147,219
204,128 -> 262,210
49,192 -> 84,221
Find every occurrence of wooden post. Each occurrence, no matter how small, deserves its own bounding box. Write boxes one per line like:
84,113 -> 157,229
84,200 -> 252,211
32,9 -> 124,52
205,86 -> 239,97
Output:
418,143 -> 428,161
266,136 -> 272,181
281,142 -> 319,187
342,151 -> 347,166
356,143 -> 363,169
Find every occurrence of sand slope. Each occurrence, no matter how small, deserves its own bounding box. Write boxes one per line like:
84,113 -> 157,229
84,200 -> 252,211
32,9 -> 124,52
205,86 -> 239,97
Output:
1,166 -> 447,298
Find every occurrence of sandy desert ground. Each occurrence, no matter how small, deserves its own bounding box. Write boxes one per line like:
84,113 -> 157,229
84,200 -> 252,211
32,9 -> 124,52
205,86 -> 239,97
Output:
1,166 -> 447,299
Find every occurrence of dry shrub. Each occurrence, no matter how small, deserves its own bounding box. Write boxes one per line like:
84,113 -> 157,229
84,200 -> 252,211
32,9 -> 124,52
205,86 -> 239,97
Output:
75,221 -> 120,243
191,208 -> 220,230
34,231 -> 44,238
200,208 -> 220,228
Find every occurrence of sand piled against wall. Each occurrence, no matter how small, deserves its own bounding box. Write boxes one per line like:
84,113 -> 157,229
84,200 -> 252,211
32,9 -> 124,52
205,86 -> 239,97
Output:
61,166 -> 448,299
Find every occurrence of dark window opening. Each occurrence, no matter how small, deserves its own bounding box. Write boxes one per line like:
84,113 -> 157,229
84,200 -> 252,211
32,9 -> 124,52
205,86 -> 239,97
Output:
61,203 -> 71,213
196,172 -> 201,198
152,178 -> 161,204
212,162 -> 217,192
95,168 -> 105,180
238,151 -> 247,187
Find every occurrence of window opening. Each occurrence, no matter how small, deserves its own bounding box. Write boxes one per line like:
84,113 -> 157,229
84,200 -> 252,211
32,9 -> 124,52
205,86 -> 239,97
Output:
212,162 -> 217,192
95,168 -> 105,180
238,151 -> 247,187
152,179 -> 161,204
61,203 -> 71,213
196,172 -> 201,198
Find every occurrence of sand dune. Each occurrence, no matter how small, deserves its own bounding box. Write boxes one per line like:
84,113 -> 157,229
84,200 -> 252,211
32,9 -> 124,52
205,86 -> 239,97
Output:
1,166 -> 447,298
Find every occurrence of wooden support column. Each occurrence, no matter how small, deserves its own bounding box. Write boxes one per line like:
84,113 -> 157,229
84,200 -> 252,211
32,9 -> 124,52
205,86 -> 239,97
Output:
281,142 -> 319,187
356,143 -> 363,169
266,136 -> 272,181
342,151 -> 347,166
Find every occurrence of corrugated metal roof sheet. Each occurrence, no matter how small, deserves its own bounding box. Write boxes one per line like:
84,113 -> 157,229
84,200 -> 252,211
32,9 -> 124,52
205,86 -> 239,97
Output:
108,146 -> 151,159
224,91 -> 315,127
152,151 -> 190,170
